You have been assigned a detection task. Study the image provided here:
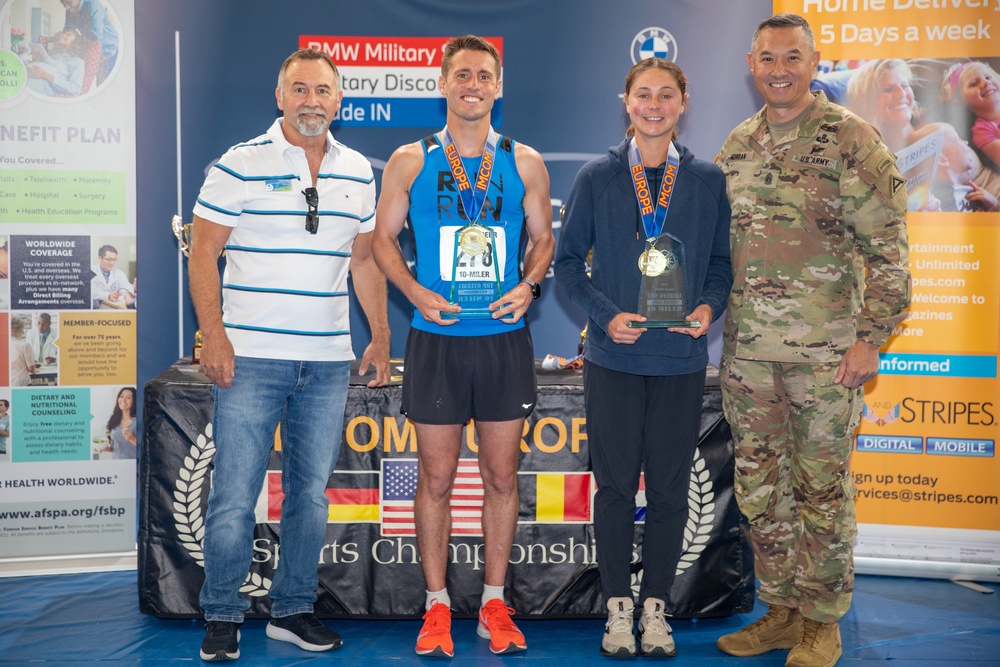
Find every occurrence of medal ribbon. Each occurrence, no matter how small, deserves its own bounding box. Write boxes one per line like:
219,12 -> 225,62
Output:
439,126 -> 499,224
627,138 -> 680,242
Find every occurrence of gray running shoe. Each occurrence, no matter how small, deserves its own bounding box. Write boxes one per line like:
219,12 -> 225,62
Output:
600,597 -> 636,657
638,597 -> 676,657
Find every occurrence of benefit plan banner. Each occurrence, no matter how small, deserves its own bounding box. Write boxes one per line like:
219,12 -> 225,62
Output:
0,0 -> 137,560
776,1 -> 1000,572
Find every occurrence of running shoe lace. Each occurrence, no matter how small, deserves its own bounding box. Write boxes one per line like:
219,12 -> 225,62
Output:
298,614 -> 326,632
607,606 -> 633,634
642,608 -> 671,636
483,603 -> 518,631
422,605 -> 449,630
204,621 -> 235,639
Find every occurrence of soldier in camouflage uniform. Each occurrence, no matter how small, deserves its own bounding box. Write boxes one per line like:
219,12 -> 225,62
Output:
714,14 -> 910,667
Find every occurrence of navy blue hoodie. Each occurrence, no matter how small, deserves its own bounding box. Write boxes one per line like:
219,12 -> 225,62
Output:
554,139 -> 732,375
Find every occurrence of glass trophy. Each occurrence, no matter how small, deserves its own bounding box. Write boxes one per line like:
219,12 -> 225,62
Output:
627,232 -> 700,329
442,221 -> 503,320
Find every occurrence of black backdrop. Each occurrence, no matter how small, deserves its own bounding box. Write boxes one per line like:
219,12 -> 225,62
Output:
139,362 -> 754,619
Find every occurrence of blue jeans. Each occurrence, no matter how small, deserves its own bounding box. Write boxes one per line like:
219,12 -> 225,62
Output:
199,356 -> 350,622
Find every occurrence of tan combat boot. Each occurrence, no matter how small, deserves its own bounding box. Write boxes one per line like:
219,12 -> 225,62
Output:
716,605 -> 802,656
785,618 -> 841,667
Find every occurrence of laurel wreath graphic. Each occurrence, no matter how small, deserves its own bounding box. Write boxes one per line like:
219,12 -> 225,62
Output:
631,447 -> 714,596
173,422 -> 271,597
676,447 -> 715,575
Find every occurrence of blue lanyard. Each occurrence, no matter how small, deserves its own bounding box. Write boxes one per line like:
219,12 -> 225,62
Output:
627,139 -> 680,241
438,126 -> 499,224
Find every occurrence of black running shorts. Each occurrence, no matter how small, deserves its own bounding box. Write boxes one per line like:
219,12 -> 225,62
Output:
401,327 -> 537,424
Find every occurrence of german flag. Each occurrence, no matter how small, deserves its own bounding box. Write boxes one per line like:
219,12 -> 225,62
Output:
261,471 -> 380,523
518,472 -> 593,523
326,471 -> 380,522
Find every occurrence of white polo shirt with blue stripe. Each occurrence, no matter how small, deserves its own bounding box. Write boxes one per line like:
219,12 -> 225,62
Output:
193,119 -> 375,362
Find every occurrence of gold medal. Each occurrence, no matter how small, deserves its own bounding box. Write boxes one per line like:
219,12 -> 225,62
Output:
638,246 -> 668,277
458,225 -> 488,255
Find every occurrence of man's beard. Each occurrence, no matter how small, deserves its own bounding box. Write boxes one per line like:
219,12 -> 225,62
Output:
296,108 -> 328,137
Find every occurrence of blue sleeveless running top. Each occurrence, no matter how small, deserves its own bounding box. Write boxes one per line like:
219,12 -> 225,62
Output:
407,133 -> 527,336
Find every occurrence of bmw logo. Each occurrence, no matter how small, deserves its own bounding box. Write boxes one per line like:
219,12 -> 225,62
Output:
631,27 -> 678,63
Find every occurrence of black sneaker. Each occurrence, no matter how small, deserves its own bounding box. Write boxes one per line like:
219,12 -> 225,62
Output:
200,621 -> 240,661
266,613 -> 343,652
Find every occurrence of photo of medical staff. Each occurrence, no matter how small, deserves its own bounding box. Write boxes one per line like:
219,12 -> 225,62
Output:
90,239 -> 137,310
4,0 -> 122,98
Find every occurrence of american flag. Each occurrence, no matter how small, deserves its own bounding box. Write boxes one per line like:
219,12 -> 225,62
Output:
381,459 -> 484,536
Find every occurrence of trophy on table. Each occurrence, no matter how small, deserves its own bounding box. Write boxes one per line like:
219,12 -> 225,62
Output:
441,220 -> 505,320
172,215 -> 204,362
627,231 -> 700,329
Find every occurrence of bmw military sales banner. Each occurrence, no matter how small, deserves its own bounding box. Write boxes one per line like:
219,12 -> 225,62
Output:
299,35 -> 503,128
776,0 -> 1000,573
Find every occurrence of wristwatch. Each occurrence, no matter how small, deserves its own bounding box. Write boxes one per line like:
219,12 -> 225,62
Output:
520,278 -> 541,300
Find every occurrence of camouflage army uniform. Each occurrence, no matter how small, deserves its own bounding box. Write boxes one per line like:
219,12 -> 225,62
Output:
716,91 -> 910,623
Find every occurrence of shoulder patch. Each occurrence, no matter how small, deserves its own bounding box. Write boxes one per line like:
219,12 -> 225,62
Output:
854,139 -> 907,208
890,175 -> 905,196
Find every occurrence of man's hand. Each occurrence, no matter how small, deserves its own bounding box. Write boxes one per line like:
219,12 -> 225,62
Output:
607,312 -> 646,344
490,282 -> 534,324
359,339 -> 391,388
200,331 -> 236,389
413,286 -> 461,326
835,340 -> 880,389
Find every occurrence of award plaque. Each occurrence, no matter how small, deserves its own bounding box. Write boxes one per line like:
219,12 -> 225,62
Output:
627,232 -> 700,329
441,221 -> 503,320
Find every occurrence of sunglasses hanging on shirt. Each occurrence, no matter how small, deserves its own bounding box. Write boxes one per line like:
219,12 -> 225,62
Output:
302,187 -> 319,234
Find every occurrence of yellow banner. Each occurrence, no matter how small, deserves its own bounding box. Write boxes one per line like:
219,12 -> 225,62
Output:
775,0 -> 1000,59
855,375 -> 999,530
890,214 -> 1000,354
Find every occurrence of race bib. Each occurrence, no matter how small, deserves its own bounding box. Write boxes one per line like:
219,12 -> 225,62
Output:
439,225 -> 507,282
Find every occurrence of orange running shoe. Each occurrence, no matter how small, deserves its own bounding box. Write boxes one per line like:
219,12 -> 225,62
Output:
476,599 -> 527,654
415,603 -> 454,658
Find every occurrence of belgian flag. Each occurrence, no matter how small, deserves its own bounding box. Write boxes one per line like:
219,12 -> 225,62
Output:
518,472 -> 593,522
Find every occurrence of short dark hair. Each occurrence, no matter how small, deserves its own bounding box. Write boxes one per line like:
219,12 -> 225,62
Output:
441,35 -> 501,78
98,244 -> 118,258
39,312 -> 52,324
751,13 -> 815,53
278,48 -> 340,90
0,399 -> 9,409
